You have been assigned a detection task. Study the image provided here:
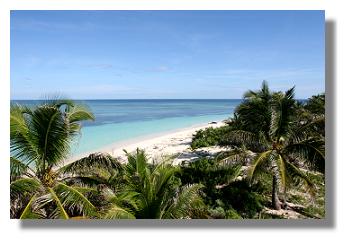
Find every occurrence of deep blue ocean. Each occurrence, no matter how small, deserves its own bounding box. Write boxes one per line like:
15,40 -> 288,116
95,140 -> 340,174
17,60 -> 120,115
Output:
12,99 -> 241,156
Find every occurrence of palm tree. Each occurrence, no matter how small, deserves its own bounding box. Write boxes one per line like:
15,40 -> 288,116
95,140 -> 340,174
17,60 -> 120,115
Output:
234,80 -> 272,138
103,149 -> 205,219
226,82 -> 325,210
10,99 -> 120,219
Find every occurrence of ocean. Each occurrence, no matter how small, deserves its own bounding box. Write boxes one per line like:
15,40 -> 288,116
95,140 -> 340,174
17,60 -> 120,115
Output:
11,99 -> 241,156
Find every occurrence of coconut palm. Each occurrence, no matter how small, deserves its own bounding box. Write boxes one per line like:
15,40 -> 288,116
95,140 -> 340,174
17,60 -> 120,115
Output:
234,80 -> 272,139
10,99 -> 121,219
103,149 -> 205,219
225,83 -> 325,210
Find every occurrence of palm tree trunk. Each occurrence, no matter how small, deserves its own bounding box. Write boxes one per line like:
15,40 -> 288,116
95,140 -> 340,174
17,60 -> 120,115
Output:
272,174 -> 281,210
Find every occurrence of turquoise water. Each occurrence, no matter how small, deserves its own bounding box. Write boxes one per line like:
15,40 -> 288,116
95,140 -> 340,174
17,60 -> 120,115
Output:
71,114 -> 231,156
12,99 -> 240,156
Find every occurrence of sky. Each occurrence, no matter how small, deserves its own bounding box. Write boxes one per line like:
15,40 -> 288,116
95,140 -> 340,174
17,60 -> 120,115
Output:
10,10 -> 325,99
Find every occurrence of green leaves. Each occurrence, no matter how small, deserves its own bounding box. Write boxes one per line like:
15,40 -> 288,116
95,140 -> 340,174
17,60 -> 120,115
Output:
269,86 -> 296,139
47,187 -> 70,219
249,150 -> 273,181
117,149 -> 205,219
54,183 -> 96,218
65,103 -> 95,124
10,104 -> 38,165
60,153 -> 121,175
19,195 -> 43,219
285,161 -> 315,196
164,184 -> 204,219
104,206 -> 136,219
284,138 -> 325,173
10,157 -> 33,181
10,99 -> 98,219
29,184 -> 97,219
10,178 -> 42,199
10,99 -> 94,172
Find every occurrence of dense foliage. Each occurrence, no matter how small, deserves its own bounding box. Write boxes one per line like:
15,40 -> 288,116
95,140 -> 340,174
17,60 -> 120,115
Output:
10,82 -> 325,219
191,126 -> 231,149
10,100 -> 204,219
179,158 -> 265,218
190,81 -> 325,215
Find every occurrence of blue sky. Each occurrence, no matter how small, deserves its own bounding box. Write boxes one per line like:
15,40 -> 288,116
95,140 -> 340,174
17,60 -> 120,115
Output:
10,10 -> 325,99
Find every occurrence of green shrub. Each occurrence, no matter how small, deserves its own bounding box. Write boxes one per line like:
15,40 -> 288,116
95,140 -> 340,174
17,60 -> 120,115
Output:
208,206 -> 226,219
225,209 -> 242,219
179,158 -> 241,205
191,126 -> 231,149
221,179 -> 264,218
304,93 -> 325,115
208,200 -> 242,219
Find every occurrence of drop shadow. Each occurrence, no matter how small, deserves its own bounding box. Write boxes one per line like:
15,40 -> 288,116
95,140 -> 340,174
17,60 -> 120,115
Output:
20,20 -> 336,230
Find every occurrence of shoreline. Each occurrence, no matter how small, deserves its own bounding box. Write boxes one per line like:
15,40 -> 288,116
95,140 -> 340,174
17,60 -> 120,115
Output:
64,120 -> 227,165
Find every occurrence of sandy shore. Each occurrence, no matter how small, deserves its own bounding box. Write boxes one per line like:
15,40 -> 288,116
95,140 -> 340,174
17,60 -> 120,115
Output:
66,120 -> 229,165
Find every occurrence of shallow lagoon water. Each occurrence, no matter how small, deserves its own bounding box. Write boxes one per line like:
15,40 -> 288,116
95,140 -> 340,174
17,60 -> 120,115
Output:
12,99 -> 240,156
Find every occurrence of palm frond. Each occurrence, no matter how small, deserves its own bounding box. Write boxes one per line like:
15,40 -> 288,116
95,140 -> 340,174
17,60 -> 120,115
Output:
163,184 -> 204,219
65,103 -> 95,138
124,148 -> 148,177
216,147 -> 254,165
285,161 -> 315,196
19,195 -> 43,219
11,99 -> 95,173
248,150 -> 273,181
103,205 -> 136,219
59,153 -> 121,175
107,191 -> 140,211
10,178 -> 42,199
269,86 -> 296,139
54,183 -> 96,218
30,105 -> 73,169
284,138 -> 325,173
289,115 -> 325,142
65,103 -> 95,124
225,130 -> 258,146
152,163 -> 179,197
10,104 -> 39,165
47,187 -> 70,219
10,157 -> 34,180
61,175 -> 107,187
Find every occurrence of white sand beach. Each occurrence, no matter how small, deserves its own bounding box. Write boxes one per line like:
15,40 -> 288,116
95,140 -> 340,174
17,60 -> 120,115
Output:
66,120 -> 229,165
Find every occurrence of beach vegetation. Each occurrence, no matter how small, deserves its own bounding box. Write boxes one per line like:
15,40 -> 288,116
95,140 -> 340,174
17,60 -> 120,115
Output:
10,99 -> 108,219
191,126 -> 231,149
102,149 -> 206,219
10,82 -> 325,219
217,82 -> 325,211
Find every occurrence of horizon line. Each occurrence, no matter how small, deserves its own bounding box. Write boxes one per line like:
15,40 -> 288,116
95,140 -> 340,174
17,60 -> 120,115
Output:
10,97 -> 311,101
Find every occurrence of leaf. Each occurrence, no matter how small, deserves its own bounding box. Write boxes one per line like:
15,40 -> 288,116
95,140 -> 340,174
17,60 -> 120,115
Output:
19,195 -> 42,219
54,183 -> 96,218
163,184 -> 204,219
248,150 -> 273,181
10,157 -> 33,180
269,86 -> 296,139
225,130 -> 258,146
66,103 -> 95,124
48,187 -> 70,219
104,206 -> 136,219
285,161 -> 315,196
10,104 -> 39,165
10,178 -> 42,199
10,99 -> 95,172
59,153 -> 121,175
284,138 -> 325,173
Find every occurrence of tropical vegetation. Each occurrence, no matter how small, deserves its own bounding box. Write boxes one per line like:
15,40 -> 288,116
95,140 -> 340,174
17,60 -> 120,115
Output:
10,81 -> 325,219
